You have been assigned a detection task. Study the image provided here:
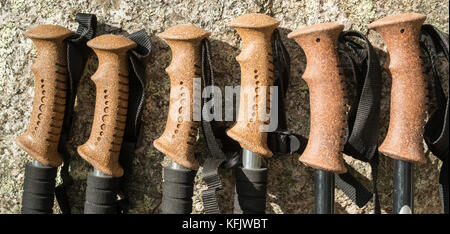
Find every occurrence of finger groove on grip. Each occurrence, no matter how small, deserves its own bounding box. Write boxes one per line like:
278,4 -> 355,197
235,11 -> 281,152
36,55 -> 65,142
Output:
234,167 -> 268,214
161,167 -> 196,214
83,173 -> 120,214
21,163 -> 57,214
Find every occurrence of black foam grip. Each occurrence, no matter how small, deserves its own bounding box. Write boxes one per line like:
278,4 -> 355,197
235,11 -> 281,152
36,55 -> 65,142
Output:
234,167 -> 268,214
84,173 -> 120,214
161,167 -> 196,214
21,163 -> 57,214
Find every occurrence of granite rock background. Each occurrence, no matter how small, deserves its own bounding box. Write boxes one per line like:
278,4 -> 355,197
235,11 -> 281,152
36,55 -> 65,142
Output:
0,0 -> 448,214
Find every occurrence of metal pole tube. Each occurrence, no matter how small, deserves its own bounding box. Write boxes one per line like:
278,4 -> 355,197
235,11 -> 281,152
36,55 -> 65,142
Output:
315,169 -> 335,214
394,160 -> 413,214
170,160 -> 187,170
242,149 -> 262,169
32,159 -> 48,168
92,168 -> 113,178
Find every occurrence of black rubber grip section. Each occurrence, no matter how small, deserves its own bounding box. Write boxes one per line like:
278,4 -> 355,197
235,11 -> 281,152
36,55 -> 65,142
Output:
21,163 -> 57,214
84,173 -> 120,214
161,167 -> 196,214
234,167 -> 268,214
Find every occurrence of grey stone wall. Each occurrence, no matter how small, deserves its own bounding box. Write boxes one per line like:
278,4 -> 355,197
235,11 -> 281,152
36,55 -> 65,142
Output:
0,0 -> 448,214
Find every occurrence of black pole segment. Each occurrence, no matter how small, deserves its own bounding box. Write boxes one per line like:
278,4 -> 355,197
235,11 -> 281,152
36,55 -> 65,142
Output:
393,160 -> 414,214
84,172 -> 120,214
161,167 -> 196,214
234,167 -> 268,214
21,163 -> 57,214
315,169 -> 335,214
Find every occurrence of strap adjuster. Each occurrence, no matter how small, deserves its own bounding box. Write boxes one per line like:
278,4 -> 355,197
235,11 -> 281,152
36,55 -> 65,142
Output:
268,130 -> 301,156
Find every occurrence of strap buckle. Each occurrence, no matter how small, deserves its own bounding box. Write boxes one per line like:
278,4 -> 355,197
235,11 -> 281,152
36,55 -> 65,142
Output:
268,130 -> 301,156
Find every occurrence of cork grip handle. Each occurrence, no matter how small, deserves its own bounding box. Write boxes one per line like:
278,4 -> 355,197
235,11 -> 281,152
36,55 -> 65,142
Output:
226,13 -> 280,158
288,23 -> 347,174
16,25 -> 74,167
77,34 -> 136,177
153,25 -> 210,170
369,13 -> 428,164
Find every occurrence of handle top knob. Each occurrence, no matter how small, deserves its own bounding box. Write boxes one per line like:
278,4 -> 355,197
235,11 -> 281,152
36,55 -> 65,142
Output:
368,13 -> 426,30
87,34 -> 136,51
230,13 -> 279,29
159,24 -> 210,41
288,22 -> 344,39
25,24 -> 73,40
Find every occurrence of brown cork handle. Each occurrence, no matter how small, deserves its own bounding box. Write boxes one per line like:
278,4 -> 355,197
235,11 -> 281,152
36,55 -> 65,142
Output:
226,13 -> 280,158
77,34 -> 136,177
288,23 -> 348,174
16,25 -> 74,167
369,13 -> 428,164
153,25 -> 210,170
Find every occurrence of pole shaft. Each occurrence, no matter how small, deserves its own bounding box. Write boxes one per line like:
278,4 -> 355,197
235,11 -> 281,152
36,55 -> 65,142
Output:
315,169 -> 335,214
394,160 -> 413,214
242,149 -> 262,169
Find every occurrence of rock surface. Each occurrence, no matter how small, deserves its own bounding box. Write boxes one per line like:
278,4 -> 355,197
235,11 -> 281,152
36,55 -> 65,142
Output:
0,0 -> 448,214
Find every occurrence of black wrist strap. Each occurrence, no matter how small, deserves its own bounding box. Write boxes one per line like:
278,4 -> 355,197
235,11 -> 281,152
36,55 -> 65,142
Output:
115,30 -> 151,214
54,13 -> 97,214
333,30 -> 383,214
420,24 -> 449,214
267,29 -> 303,156
200,38 -> 241,214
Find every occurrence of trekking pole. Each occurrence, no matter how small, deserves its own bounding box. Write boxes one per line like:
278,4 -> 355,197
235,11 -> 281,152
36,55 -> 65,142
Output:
227,13 -> 281,214
77,34 -> 137,214
369,13 -> 428,214
154,24 -> 210,214
16,25 -> 74,214
288,23 -> 348,214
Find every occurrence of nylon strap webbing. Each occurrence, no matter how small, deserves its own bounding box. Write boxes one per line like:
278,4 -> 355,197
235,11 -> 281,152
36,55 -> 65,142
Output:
116,30 -> 151,213
333,30 -> 383,214
55,13 -> 97,214
420,24 -> 449,214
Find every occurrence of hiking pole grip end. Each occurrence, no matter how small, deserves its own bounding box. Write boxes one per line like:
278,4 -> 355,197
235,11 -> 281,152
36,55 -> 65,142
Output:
16,25 -> 74,167
77,34 -> 137,177
21,162 -> 57,214
226,13 -> 280,158
288,23 -> 348,174
161,166 -> 196,214
369,13 -> 428,164
234,166 -> 268,214
153,25 -> 210,171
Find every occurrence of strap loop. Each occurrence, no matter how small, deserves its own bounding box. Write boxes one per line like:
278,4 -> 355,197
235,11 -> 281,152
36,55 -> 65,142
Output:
333,30 -> 383,213
420,24 -> 449,214
55,13 -> 97,214
116,30 -> 152,214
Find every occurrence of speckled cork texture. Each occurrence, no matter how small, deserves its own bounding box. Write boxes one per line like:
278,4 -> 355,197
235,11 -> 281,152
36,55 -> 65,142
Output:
369,13 -> 428,164
153,24 -> 210,170
288,23 -> 348,174
77,34 -> 136,177
15,25 -> 74,167
1,1 -> 448,214
226,13 -> 279,158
